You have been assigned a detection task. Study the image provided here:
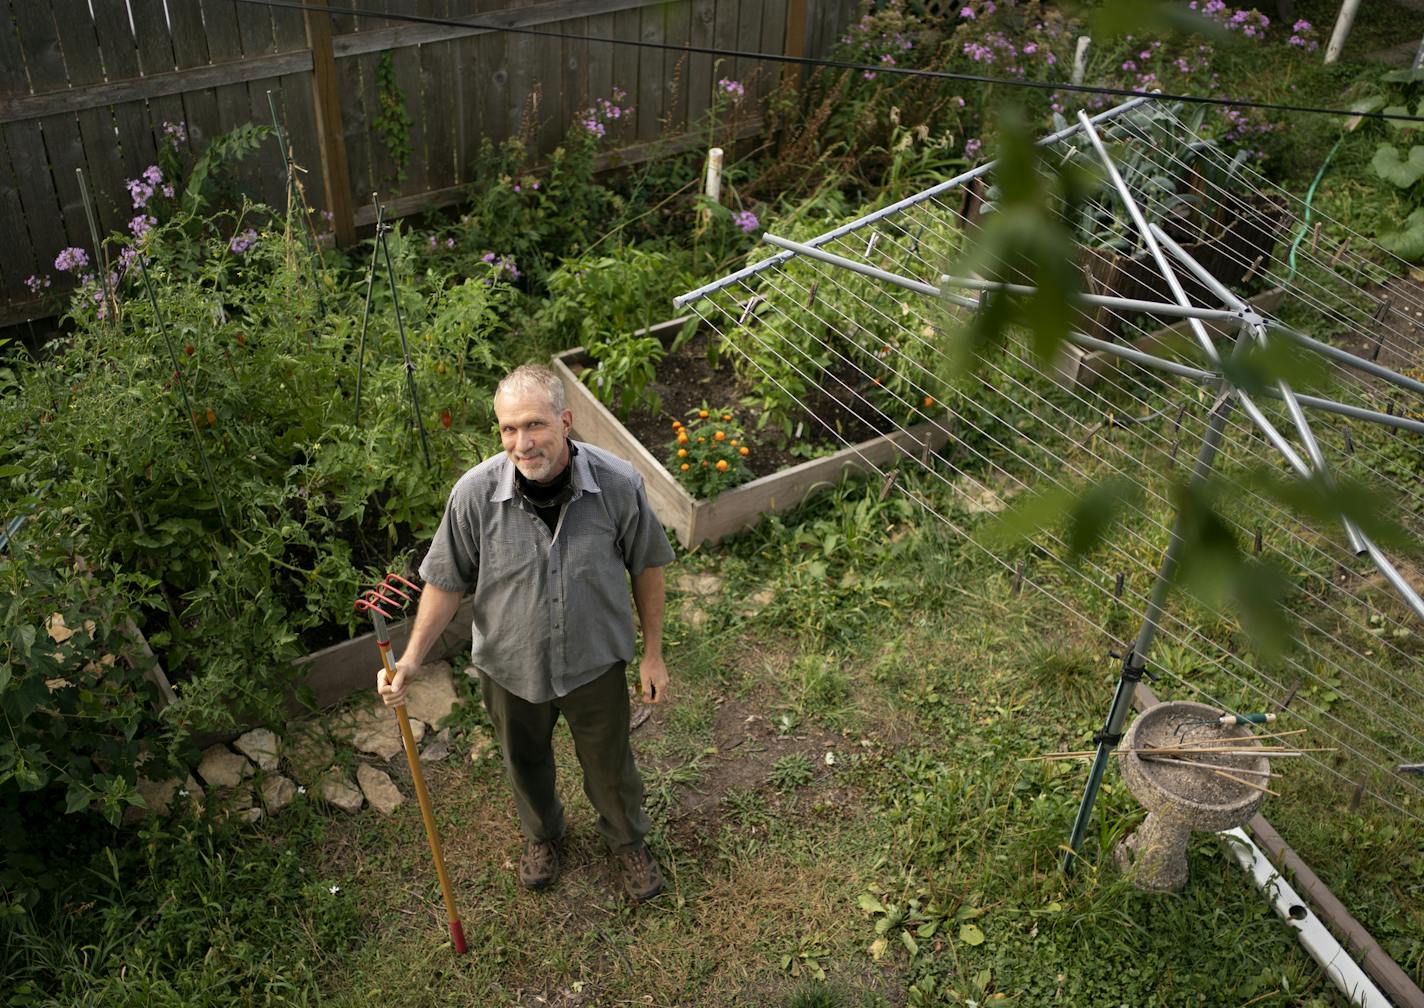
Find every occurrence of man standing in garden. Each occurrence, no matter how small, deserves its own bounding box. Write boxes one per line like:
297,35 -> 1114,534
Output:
376,363 -> 674,902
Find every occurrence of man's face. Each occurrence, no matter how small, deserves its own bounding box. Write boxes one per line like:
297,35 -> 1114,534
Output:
495,387 -> 572,483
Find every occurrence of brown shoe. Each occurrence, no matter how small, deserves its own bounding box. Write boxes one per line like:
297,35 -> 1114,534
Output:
519,839 -> 560,890
617,843 -> 665,901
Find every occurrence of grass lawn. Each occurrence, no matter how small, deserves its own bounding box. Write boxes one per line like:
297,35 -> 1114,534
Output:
282,480 -> 1401,1007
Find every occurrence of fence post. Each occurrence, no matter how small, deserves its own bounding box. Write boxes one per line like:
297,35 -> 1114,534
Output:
304,0 -> 356,246
781,0 -> 808,92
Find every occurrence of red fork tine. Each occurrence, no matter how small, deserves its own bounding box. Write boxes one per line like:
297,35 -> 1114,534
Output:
385,573 -> 422,596
354,595 -> 394,620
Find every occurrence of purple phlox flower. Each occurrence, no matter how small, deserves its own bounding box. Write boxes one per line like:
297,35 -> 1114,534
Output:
862,70 -> 877,79
24,274 -> 51,294
959,6 -> 975,18
964,137 -> 982,158
129,214 -> 156,238
983,1 -> 996,11
127,177 -> 155,209
445,237 -> 455,249
229,228 -> 258,255
322,210 -> 335,222
718,77 -> 746,98
428,235 -> 439,249
162,121 -> 188,143
161,183 -> 175,198
1045,52 -> 1056,64
513,184 -> 521,193
880,53 -> 895,65
954,95 -> 965,107
1293,18 -> 1313,32
480,251 -> 496,264
1022,42 -> 1037,54
531,180 -> 540,190
54,247 -> 89,272
1122,60 -> 1137,72
733,209 -> 759,233
143,165 -> 163,186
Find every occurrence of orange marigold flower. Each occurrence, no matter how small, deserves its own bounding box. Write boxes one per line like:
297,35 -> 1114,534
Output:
924,395 -> 936,408
713,431 -> 725,441
672,421 -> 682,430
680,463 -> 690,471
677,432 -> 689,444
715,459 -> 729,472
698,409 -> 709,418
702,460 -> 709,467
677,448 -> 688,458
721,413 -> 732,421
739,446 -> 749,456
697,436 -> 705,443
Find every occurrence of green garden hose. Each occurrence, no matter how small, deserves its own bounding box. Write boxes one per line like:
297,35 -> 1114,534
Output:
1286,136 -> 1344,282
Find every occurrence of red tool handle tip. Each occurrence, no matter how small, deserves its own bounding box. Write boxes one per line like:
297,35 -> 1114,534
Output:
450,920 -> 468,954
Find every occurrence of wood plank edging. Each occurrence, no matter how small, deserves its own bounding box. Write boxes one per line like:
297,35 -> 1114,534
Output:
551,335 -> 952,548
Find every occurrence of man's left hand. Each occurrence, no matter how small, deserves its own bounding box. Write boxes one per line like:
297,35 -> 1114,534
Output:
639,656 -> 669,703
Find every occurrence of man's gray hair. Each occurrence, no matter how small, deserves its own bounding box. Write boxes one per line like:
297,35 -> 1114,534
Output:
496,364 -> 566,414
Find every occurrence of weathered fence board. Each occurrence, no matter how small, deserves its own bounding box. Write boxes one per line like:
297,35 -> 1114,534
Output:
1,0 -> 858,325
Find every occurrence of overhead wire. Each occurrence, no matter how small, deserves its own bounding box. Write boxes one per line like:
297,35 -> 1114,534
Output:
234,0 -> 1424,128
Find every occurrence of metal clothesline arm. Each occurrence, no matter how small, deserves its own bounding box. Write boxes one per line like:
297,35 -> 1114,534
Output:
938,275 -> 1246,324
673,95 -> 1157,309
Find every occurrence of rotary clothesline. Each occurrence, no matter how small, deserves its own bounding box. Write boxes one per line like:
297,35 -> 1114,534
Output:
687,278 -> 1424,826
676,97 -> 1424,832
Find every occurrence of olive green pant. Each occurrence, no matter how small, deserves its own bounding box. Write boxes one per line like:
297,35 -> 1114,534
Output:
480,661 -> 649,853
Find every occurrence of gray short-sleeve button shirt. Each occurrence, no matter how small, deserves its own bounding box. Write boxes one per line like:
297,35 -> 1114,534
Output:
419,441 -> 675,703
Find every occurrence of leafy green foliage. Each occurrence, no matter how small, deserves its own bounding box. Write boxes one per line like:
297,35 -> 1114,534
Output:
372,53 -> 413,186
538,248 -> 691,417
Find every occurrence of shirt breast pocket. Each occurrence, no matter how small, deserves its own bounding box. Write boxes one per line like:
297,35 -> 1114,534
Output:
562,510 -> 622,583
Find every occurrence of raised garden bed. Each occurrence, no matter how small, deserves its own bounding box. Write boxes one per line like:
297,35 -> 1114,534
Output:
552,318 -> 950,548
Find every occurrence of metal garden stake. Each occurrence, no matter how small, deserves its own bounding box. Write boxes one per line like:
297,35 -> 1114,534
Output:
355,574 -> 467,954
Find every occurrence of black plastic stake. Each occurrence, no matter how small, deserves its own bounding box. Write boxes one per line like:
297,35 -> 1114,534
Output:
373,193 -> 432,469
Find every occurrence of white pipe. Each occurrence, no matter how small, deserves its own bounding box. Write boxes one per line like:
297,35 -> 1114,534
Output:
1071,36 -> 1091,87
704,147 -> 724,206
1324,0 -> 1362,64
1221,828 -> 1391,1008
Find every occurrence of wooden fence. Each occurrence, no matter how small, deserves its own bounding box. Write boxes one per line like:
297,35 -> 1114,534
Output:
0,0 -> 858,327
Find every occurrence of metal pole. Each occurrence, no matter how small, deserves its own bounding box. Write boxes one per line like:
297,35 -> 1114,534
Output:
74,168 -> 116,326
1063,383 -> 1237,874
353,198 -> 383,428
939,274 -> 1244,323
372,193 -> 433,469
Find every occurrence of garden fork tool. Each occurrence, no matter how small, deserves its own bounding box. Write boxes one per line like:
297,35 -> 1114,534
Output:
355,574 -> 467,954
